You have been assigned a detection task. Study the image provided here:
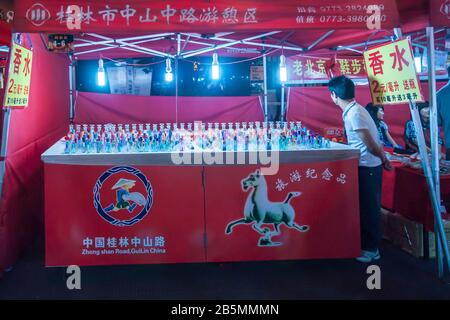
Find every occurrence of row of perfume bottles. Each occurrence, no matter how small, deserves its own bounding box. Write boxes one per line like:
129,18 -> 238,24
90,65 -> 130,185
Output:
63,121 -> 331,154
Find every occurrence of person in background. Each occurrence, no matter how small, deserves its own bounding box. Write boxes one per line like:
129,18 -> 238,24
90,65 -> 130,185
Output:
366,103 -> 401,149
328,76 -> 392,263
404,101 -> 442,154
437,65 -> 450,160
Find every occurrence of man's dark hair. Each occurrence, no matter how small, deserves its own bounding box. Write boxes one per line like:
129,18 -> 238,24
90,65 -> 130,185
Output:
328,76 -> 355,100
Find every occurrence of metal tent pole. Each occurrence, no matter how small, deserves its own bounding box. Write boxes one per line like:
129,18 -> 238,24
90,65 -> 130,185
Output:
263,53 -> 268,121
0,108 -> 11,198
426,26 -> 445,277
281,84 -> 285,121
175,34 -> 181,124
175,58 -> 179,124
68,56 -> 76,121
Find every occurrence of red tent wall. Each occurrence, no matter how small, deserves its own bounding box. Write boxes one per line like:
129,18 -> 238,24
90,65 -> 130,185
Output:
0,34 -> 69,272
74,92 -> 264,124
0,18 -> 12,46
287,82 -> 446,146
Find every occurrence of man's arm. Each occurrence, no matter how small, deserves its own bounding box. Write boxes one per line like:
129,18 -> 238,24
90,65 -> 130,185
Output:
355,128 -> 391,170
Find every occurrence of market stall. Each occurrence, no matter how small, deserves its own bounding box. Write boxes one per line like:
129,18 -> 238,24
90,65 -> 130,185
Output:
2,0 -> 449,272
28,0 -> 395,266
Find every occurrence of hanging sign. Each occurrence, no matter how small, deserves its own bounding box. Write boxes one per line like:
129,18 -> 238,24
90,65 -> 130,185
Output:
3,42 -> 33,108
363,39 -> 423,105
47,34 -> 74,53
107,66 -> 152,96
250,65 -> 264,81
286,56 -> 366,82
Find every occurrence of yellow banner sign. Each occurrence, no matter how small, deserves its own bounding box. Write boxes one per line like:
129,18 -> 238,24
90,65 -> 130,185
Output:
363,39 -> 423,105
3,42 -> 33,108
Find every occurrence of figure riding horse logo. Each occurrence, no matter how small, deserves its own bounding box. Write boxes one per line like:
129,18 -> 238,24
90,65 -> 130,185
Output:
93,166 -> 153,227
225,169 -> 309,246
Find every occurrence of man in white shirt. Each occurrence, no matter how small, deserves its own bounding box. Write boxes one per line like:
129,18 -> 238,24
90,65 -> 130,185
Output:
328,76 -> 392,263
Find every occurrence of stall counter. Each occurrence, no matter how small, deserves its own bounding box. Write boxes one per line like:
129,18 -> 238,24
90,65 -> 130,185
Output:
42,140 -> 361,266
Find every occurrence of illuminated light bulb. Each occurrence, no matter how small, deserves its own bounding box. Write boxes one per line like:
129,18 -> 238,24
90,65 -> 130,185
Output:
212,52 -> 220,80
165,58 -> 173,82
414,47 -> 422,73
279,54 -> 287,82
97,58 -> 106,86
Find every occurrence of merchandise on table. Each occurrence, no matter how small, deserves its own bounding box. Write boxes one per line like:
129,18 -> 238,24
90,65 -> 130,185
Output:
386,151 -> 450,175
62,121 -> 332,155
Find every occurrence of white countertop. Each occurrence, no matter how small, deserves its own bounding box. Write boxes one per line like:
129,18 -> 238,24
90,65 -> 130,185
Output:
42,138 -> 360,166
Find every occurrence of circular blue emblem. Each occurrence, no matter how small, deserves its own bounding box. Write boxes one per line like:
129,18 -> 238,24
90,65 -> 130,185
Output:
93,166 -> 153,227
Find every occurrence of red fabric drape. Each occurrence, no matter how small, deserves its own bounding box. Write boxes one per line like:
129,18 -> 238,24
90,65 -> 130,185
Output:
394,166 -> 450,232
74,92 -> 264,125
287,83 -> 446,146
0,34 -> 70,272
0,21 -> 11,46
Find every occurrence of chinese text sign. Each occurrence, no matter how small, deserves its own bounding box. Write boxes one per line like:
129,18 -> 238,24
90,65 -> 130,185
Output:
4,42 -> 33,108
363,39 -> 423,105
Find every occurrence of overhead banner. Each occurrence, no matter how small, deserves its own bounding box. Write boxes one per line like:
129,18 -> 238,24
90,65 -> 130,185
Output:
430,0 -> 450,27
286,56 -> 366,82
3,42 -> 33,108
363,39 -> 424,105
12,0 -> 399,33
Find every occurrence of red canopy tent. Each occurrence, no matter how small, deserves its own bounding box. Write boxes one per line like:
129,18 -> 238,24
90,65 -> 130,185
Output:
0,0 -> 448,274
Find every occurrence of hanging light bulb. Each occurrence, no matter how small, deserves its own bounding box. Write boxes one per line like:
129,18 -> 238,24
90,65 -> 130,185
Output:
212,52 -> 220,80
279,54 -> 287,82
414,47 -> 422,73
165,58 -> 173,82
97,57 -> 106,86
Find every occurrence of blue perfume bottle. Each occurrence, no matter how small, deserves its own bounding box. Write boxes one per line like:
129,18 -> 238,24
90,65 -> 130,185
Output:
64,139 -> 70,154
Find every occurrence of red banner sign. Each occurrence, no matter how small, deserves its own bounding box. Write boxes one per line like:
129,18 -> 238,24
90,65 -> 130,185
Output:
12,0 -> 399,33
287,56 -> 366,81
